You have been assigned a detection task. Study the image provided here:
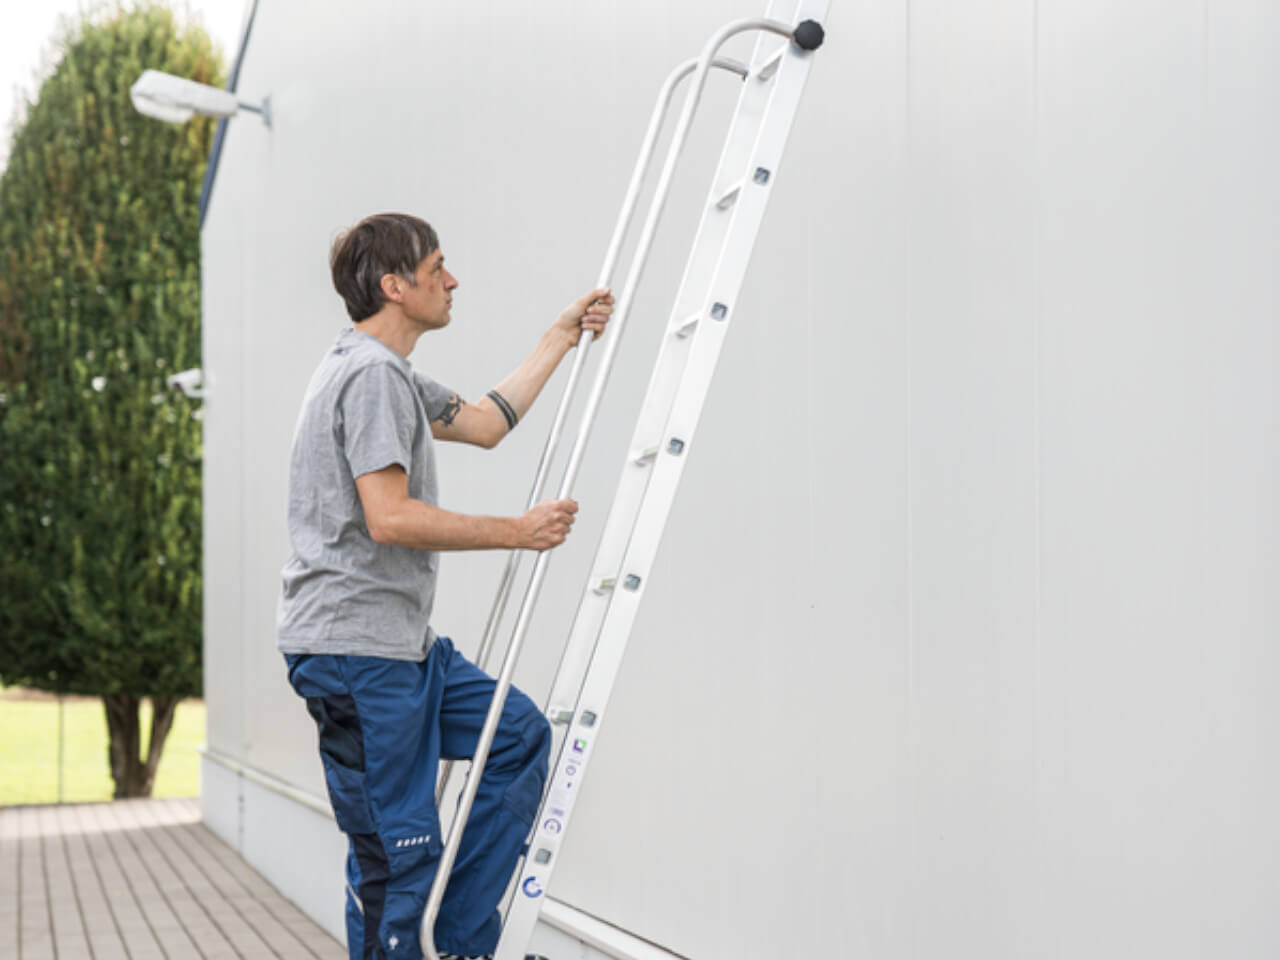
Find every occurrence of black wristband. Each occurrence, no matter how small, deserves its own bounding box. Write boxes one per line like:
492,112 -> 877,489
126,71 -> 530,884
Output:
487,389 -> 519,430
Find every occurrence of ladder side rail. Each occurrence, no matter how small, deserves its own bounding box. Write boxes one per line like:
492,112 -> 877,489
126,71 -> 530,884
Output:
435,52 -> 748,807
494,12 -> 827,957
419,21 -> 786,960
511,43 -> 766,918
541,53 -> 771,730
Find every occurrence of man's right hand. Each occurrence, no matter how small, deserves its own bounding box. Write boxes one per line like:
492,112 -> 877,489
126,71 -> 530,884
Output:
517,498 -> 578,550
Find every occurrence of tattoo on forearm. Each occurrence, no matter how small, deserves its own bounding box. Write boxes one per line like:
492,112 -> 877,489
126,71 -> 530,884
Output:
435,393 -> 464,427
487,389 -> 519,430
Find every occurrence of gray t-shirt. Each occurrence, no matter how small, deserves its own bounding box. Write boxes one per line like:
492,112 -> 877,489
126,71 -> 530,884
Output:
277,329 -> 454,661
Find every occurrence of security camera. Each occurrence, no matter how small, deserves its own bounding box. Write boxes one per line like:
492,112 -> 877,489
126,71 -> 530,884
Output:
166,368 -> 206,398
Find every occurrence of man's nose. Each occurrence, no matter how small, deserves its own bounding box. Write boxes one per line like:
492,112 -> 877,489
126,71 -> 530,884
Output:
445,270 -> 458,289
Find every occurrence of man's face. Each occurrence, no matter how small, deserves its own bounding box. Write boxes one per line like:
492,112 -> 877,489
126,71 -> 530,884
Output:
402,250 -> 458,330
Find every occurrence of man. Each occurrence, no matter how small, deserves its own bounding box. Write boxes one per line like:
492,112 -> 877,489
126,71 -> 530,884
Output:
278,212 -> 613,960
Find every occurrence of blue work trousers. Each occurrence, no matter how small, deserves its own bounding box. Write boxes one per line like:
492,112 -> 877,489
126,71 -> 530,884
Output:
285,636 -> 551,959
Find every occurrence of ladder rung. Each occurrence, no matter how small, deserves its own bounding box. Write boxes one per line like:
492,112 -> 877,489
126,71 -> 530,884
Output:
757,48 -> 785,82
715,181 -> 743,210
672,313 -> 700,338
547,707 -> 574,726
631,445 -> 659,465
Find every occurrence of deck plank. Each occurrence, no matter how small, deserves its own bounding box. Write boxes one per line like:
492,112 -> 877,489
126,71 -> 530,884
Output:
0,799 -> 346,960
37,806 -> 92,958
180,819 -> 348,960
54,804 -> 129,960
129,799 -> 322,958
109,799 -> 232,959
16,808 -> 52,960
76,803 -> 170,960
0,800 -> 19,960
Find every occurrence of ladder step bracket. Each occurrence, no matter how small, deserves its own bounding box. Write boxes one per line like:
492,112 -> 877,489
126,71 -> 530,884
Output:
631,445 -> 659,465
591,576 -> 617,595
715,181 -> 743,210
757,48 -> 785,82
672,313 -> 701,338
547,707 -> 575,726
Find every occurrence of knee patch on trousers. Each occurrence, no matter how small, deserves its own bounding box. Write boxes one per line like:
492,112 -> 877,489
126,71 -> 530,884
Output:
502,714 -> 551,825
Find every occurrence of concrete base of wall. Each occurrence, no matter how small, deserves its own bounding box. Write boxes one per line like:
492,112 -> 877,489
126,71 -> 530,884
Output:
200,751 -> 681,959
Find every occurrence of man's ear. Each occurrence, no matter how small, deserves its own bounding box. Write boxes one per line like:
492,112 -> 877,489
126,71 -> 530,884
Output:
380,273 -> 403,303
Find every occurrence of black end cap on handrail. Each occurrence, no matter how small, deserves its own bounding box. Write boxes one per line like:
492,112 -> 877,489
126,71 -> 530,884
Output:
792,19 -> 825,51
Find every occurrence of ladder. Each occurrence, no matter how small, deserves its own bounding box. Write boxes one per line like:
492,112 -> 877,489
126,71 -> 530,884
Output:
422,3 -> 828,958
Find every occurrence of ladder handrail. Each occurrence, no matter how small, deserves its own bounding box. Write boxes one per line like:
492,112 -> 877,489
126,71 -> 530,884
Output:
420,19 -> 796,960
435,54 -> 748,808
495,6 -> 826,954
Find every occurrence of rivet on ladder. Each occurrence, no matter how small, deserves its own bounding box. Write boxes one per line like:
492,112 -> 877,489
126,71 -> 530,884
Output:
580,711 -> 598,727
623,574 -> 642,591
667,438 -> 685,455
534,849 -> 553,865
754,167 -> 771,185
711,302 -> 729,320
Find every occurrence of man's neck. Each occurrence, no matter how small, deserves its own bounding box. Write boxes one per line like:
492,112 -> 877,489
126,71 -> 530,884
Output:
355,309 -> 421,358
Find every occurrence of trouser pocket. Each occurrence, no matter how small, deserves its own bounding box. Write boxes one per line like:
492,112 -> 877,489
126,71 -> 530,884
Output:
307,694 -> 378,835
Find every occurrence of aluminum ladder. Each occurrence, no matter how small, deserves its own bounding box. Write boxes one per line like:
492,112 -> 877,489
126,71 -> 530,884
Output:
421,3 -> 828,957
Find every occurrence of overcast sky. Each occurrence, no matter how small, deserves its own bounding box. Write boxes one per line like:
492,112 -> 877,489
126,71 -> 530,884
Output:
0,0 -> 249,171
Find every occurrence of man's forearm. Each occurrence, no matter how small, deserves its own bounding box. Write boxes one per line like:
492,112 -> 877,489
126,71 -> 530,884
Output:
368,499 -> 520,551
459,288 -> 611,447
489,325 -> 576,422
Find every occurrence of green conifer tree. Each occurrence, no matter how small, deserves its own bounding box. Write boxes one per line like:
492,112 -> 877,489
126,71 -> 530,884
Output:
0,3 -> 223,798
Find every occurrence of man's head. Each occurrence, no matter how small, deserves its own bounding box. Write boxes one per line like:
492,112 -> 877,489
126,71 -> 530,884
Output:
330,213 -> 445,323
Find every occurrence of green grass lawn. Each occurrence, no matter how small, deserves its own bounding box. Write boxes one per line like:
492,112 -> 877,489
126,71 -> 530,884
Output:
0,689 -> 204,806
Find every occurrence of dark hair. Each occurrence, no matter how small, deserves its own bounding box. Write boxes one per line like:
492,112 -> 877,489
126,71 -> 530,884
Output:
329,213 -> 439,322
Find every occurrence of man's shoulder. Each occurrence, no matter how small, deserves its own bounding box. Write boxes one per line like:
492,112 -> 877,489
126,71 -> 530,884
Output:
330,330 -> 406,371
316,332 -> 414,393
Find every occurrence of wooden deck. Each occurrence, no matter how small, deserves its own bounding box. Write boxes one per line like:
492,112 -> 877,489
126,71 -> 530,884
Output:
0,797 -> 346,959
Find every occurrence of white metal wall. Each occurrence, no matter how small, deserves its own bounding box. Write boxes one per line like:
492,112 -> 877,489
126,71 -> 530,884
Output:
200,1 -> 1280,957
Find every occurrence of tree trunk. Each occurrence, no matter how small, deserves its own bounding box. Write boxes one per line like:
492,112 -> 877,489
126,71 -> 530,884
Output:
103,694 -> 181,799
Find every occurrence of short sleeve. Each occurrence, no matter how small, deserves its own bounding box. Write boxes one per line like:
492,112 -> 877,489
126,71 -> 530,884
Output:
412,370 -> 456,421
340,364 -> 419,479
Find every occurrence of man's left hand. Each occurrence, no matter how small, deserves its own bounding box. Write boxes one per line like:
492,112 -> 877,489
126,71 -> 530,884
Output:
556,287 -> 615,346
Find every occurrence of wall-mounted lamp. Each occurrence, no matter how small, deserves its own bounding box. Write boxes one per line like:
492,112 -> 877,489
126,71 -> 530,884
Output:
130,69 -> 271,127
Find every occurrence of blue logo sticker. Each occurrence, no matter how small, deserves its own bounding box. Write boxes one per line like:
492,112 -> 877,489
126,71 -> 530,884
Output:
522,877 -> 544,899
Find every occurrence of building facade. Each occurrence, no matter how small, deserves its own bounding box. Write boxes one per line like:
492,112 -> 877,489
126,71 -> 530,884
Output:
199,1 -> 1280,957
